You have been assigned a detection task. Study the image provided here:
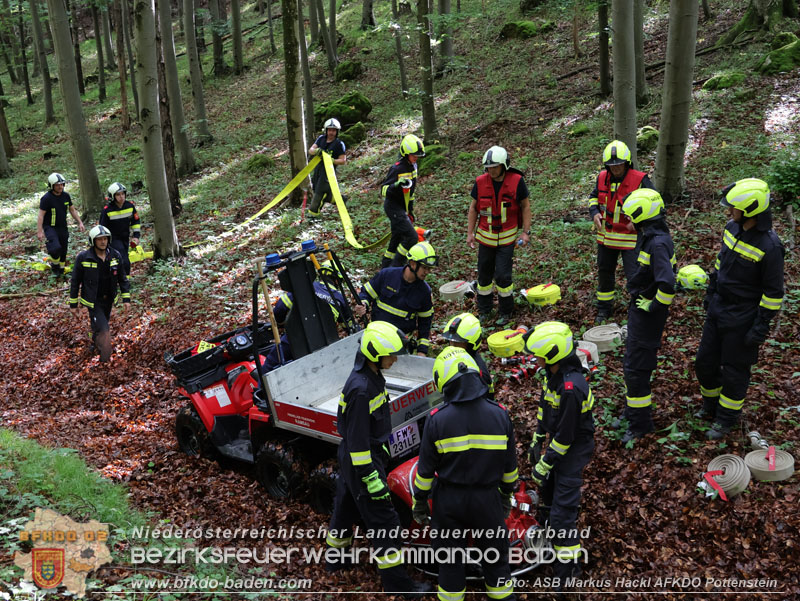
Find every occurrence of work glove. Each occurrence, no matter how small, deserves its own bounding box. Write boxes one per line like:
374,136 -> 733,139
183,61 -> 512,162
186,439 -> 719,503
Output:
130,239 -> 140,249
531,458 -> 552,487
393,178 -> 411,188
412,498 -> 430,526
361,470 -> 390,502
500,491 -> 512,519
527,432 -> 546,466
635,297 -> 653,312
744,319 -> 770,347
309,147 -> 319,156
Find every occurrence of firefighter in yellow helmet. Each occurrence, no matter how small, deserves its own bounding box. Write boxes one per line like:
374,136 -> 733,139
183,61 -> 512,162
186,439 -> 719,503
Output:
467,146 -> 531,325
587,140 -> 655,323
380,134 -> 426,268
695,179 -> 785,440
441,312 -> 494,398
413,346 -> 518,601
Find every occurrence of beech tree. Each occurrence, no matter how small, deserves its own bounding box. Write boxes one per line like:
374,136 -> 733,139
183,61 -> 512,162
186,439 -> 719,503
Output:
230,0 -> 242,73
314,0 -> 337,72
282,0 -> 308,205
298,0 -> 314,143
122,0 -> 140,116
102,4 -> 115,68
360,0 -> 374,29
718,0 -> 798,45
633,0 -> 647,106
68,0 -> 85,95
17,7 -> 34,105
30,0 -> 55,123
390,0 -> 408,98
654,0 -> 698,203
132,0 -> 179,257
598,0 -> 610,97
417,0 -> 438,140
113,0 -> 131,129
46,0 -> 103,214
208,0 -> 228,74
612,0 -> 637,165
91,2 -> 107,101
183,0 -> 212,141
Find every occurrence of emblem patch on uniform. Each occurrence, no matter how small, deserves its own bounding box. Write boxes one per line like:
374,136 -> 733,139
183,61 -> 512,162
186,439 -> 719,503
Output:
32,548 -> 65,589
564,381 -> 574,390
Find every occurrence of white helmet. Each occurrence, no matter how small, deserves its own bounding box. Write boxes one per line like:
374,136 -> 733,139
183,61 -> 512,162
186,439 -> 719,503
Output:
323,118 -> 341,131
107,182 -> 127,198
89,225 -> 112,245
48,173 -> 66,188
482,146 -> 509,170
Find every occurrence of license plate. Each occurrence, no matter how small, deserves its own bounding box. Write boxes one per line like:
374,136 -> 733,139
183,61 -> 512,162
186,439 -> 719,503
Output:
389,422 -> 420,458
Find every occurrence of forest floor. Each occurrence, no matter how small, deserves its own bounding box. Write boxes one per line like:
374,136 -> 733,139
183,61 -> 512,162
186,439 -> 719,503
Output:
1,0 -> 799,599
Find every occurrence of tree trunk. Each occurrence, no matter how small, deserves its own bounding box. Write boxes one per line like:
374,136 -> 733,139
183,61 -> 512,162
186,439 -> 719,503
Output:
572,2 -> 582,58
298,0 -> 314,143
328,0 -> 336,50
633,0 -> 648,106
0,79 -> 13,160
68,0 -> 85,95
30,0 -> 55,123
654,0 -> 698,204
0,38 -> 18,84
612,0 -> 637,166
208,0 -> 228,74
266,0 -> 276,53
360,0 -> 374,29
314,0 -> 336,72
231,0 -> 243,73
717,0 -> 792,46
132,0 -> 179,257
102,6 -> 116,69
18,9 -> 34,105
282,0 -> 308,205
114,0 -> 130,129
155,14 -> 181,216
158,0 -> 195,174
390,0 -> 408,99
308,0 -> 318,45
46,0 -> 103,216
257,0 -> 264,17
183,0 -> 212,141
701,0 -> 711,21
122,0 -> 140,116
2,0 -> 21,83
598,0 -> 611,97
91,4 -> 107,102
0,118 -> 10,176
437,0 -> 453,75
196,10 -> 206,53
417,0 -> 438,140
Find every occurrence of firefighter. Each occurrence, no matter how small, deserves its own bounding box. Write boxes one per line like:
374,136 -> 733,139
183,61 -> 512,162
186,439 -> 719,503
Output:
587,141 -> 656,323
380,134 -> 425,268
441,312 -> 495,399
615,189 -> 676,443
412,346 -> 517,601
99,182 -> 141,275
69,225 -> 130,362
525,322 -> 595,592
36,173 -> 85,276
308,118 -> 347,217
263,270 -> 347,371
325,321 -> 433,598
695,179 -> 785,440
466,146 -> 531,325
357,241 -> 436,356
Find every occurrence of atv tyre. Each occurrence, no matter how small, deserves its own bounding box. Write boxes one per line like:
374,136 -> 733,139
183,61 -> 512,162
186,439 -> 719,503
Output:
175,405 -> 216,458
308,459 -> 339,514
256,442 -> 305,499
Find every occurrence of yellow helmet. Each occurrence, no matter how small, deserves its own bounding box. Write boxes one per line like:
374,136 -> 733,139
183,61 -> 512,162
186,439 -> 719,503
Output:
318,259 -> 341,279
720,178 -> 770,217
677,265 -> 709,290
432,346 -> 480,391
602,140 -> 631,166
622,188 -> 665,224
524,321 -> 574,364
360,321 -> 408,362
400,134 -> 426,157
442,313 -> 482,351
407,242 -> 438,266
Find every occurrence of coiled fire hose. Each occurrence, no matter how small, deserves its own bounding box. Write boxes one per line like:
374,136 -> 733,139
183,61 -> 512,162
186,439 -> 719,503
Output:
744,447 -> 795,482
582,324 -> 623,352
702,455 -> 751,501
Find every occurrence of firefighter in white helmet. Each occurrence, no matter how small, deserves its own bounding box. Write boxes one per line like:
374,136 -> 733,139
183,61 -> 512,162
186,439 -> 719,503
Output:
308,118 -> 347,217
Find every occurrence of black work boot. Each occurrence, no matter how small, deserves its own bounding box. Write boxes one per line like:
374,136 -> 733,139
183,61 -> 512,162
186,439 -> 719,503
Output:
621,408 -> 654,444
399,580 -> 435,599
694,396 -> 718,421
707,422 -> 733,441
595,304 -> 613,324
611,409 -> 630,430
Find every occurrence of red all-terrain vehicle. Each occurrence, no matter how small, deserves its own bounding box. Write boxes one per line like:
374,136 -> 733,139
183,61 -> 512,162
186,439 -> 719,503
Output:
167,240 -> 546,575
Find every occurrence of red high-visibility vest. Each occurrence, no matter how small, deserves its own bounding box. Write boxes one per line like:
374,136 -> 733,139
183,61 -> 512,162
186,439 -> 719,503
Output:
475,171 -> 523,247
595,168 -> 645,250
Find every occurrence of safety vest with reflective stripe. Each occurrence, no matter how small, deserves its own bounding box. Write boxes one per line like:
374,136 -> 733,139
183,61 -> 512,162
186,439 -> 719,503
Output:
68,246 -> 131,309
475,171 -> 523,247
594,169 -> 645,250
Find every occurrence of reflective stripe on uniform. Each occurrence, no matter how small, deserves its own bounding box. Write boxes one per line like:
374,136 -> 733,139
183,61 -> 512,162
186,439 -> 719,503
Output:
325,533 -> 353,548
369,391 -> 388,413
502,467 -> 518,483
350,450 -> 372,466
79,298 -> 95,308
582,390 -> 595,413
364,282 -> 379,299
375,549 -> 403,569
475,227 -> 518,247
554,544 -> 583,561
279,293 -> 293,309
486,580 -> 514,599
376,300 -> 409,318
414,473 -> 433,491
81,261 -> 98,268
626,393 -> 652,408
550,439 -> 570,456
638,251 -> 651,265
496,283 -> 514,297
759,294 -> 782,311
106,208 -> 134,220
700,385 -> 722,397
723,230 -> 765,262
655,289 -> 675,305
418,308 -> 434,318
596,290 -> 614,302
437,586 -> 466,601
718,393 -> 744,411
477,283 -> 494,295
434,434 -> 508,454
